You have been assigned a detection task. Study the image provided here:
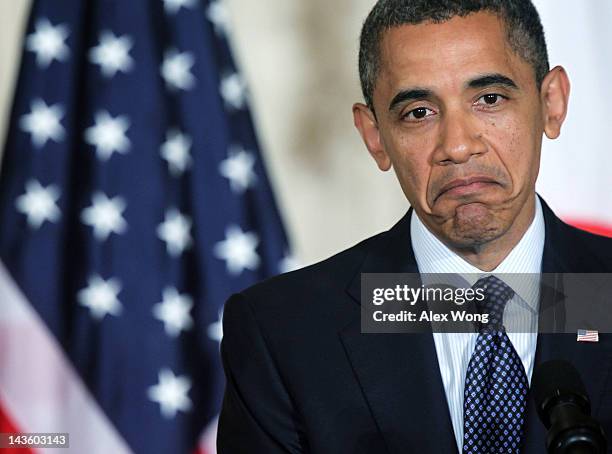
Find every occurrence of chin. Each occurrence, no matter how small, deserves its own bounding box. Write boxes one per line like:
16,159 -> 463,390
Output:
445,204 -> 508,247
446,225 -> 504,248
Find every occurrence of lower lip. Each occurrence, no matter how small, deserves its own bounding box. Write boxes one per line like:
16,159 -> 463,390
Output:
441,181 -> 498,198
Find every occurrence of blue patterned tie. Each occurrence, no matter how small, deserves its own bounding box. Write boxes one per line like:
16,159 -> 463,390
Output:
462,275 -> 529,454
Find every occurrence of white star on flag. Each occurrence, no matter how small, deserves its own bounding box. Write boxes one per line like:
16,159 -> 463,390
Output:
163,0 -> 197,14
81,192 -> 127,241
25,18 -> 70,68
19,98 -> 65,148
279,252 -> 300,273
207,310 -> 223,343
157,208 -> 193,257
206,0 -> 231,36
214,225 -> 260,275
161,49 -> 196,91
220,72 -> 247,109
77,275 -> 123,320
15,179 -> 61,229
89,31 -> 134,78
84,110 -> 131,161
219,145 -> 257,193
152,287 -> 194,337
147,368 -> 192,419
160,129 -> 193,176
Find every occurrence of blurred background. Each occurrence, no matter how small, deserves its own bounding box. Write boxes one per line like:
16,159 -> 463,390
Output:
0,1 -> 610,454
0,0 -> 407,268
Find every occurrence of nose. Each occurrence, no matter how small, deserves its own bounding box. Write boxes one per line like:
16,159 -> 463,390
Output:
433,109 -> 487,165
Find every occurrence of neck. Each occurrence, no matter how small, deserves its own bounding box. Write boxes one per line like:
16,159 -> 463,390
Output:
446,195 -> 537,272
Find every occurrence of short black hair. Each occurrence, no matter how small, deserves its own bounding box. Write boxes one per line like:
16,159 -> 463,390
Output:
358,0 -> 549,111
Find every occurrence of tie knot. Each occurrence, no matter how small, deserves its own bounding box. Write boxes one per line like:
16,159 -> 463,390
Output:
472,275 -> 515,330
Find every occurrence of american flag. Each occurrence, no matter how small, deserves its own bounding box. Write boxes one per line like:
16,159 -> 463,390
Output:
577,329 -> 599,343
0,1 -> 292,453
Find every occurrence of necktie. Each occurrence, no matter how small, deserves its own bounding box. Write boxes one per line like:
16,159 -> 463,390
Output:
462,275 -> 529,453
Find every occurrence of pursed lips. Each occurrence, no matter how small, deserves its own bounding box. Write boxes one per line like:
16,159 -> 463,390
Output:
435,176 -> 500,201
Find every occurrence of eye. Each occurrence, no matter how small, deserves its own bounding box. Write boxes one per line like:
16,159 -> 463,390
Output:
403,107 -> 435,121
474,93 -> 507,106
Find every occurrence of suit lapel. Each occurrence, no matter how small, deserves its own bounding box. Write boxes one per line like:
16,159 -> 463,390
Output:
340,322 -> 458,453
340,210 -> 459,454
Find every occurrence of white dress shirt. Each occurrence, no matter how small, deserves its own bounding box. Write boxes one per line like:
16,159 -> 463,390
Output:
410,198 -> 545,451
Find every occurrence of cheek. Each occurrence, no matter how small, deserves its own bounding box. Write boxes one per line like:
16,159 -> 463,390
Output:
484,115 -> 539,187
390,137 -> 435,201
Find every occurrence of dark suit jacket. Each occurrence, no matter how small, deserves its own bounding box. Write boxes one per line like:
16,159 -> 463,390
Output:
217,198 -> 612,453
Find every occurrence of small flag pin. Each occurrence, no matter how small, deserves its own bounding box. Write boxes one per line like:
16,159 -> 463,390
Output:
577,329 -> 599,343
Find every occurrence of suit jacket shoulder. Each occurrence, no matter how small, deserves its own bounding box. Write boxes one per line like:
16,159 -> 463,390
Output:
562,223 -> 612,268
239,210 -> 416,320
541,198 -> 612,272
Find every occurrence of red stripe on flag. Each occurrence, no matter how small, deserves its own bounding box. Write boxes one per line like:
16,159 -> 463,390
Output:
567,220 -> 612,238
0,400 -> 36,454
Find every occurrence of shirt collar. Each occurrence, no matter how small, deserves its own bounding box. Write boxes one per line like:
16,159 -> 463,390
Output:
410,198 -> 545,309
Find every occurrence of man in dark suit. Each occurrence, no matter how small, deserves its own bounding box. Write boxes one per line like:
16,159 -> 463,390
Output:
217,0 -> 612,452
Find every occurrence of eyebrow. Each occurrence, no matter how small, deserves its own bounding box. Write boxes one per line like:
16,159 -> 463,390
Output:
388,88 -> 433,112
387,73 -> 519,113
467,73 -> 519,90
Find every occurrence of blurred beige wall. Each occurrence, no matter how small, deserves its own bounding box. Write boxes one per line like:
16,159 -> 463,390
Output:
0,2 -> 31,154
0,0 -> 407,267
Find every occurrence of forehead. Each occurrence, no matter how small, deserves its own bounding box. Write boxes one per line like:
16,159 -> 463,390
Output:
377,12 -> 534,98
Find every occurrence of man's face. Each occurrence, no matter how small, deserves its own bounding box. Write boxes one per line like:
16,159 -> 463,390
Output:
357,12 -> 564,248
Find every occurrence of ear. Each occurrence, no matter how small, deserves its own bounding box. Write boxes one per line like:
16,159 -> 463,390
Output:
540,66 -> 570,140
352,103 -> 392,171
